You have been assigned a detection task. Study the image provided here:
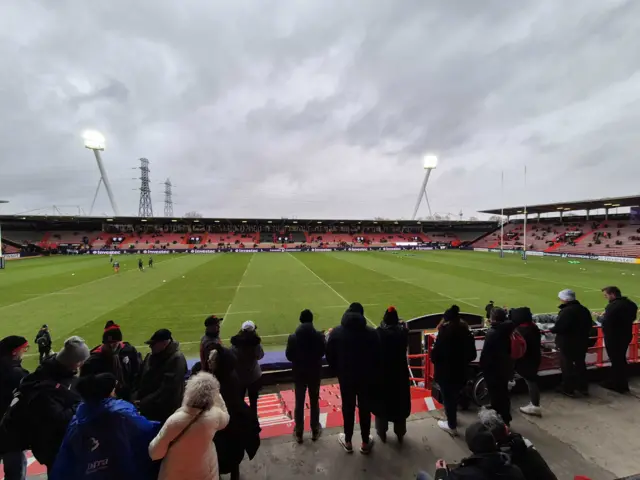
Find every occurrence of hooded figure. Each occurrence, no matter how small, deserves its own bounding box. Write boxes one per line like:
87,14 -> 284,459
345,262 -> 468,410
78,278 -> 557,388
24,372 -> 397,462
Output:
149,373 -> 230,480
373,307 -> 411,443
35,325 -> 52,364
326,303 -> 381,454
510,308 -> 542,416
80,321 -> 142,401
431,305 -> 477,435
230,321 -> 264,415
50,373 -> 161,480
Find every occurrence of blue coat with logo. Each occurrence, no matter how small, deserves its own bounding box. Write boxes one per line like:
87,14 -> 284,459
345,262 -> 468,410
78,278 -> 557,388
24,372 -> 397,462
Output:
49,398 -> 160,480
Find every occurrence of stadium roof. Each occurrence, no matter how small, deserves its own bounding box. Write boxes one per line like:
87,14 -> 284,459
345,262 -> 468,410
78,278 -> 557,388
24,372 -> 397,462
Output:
479,195 -> 640,217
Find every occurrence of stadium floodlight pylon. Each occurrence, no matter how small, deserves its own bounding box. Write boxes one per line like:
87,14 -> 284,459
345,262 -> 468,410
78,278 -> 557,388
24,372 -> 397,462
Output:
411,155 -> 438,220
164,178 -> 174,217
83,131 -> 120,216
138,158 -> 153,218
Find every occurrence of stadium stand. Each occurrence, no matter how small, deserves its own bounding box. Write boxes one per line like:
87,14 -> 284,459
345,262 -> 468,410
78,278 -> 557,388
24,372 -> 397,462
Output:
3,230 -> 45,245
43,231 -> 100,245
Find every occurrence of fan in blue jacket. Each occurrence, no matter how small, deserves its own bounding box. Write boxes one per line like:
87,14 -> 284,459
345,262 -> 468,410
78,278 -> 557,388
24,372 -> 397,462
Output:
50,373 -> 161,480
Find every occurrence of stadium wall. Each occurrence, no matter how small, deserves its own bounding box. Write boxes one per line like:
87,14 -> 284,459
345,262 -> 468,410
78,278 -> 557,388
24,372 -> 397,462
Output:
473,248 -> 639,264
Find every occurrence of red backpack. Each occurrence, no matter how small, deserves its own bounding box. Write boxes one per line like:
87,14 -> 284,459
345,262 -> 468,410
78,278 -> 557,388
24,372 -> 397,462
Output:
510,330 -> 527,360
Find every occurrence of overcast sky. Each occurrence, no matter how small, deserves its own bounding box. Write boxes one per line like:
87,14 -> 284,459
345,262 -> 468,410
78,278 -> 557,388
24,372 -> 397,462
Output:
1,0 -> 639,219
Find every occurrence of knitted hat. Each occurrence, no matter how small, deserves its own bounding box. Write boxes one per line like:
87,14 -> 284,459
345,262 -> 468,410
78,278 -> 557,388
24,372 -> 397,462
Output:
300,309 -> 314,323
510,307 -> 533,325
103,321 -> 123,343
558,289 -> 576,302
348,302 -> 364,315
443,305 -> 461,322
383,306 -> 399,325
0,336 -> 29,356
465,421 -> 498,454
242,320 -> 256,332
76,373 -> 117,402
56,336 -> 90,368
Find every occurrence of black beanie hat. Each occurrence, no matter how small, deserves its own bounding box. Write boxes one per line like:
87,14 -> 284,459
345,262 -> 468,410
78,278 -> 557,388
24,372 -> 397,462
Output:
300,309 -> 313,323
0,336 -> 29,356
76,373 -> 117,402
465,421 -> 497,454
348,302 -> 364,315
443,305 -> 461,322
510,307 -> 533,326
103,321 -> 123,343
383,306 -> 399,325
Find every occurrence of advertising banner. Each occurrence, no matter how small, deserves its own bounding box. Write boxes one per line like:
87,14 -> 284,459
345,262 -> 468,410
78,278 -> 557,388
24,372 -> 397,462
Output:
89,245 -> 440,255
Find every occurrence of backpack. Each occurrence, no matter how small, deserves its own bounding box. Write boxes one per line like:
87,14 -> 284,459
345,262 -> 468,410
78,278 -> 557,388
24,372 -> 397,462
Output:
510,331 -> 527,360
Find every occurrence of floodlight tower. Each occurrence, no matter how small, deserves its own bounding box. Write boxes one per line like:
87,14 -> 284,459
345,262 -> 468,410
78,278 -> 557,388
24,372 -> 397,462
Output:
83,131 -> 120,216
163,178 -> 174,217
411,155 -> 438,220
137,158 -> 153,217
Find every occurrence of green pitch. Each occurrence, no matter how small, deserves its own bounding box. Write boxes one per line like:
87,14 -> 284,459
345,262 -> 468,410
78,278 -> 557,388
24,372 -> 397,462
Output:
1,251 -> 638,370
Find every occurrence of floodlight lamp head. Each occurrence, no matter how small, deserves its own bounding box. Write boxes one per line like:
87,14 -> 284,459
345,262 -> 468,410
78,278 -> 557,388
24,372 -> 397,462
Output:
423,154 -> 438,169
83,130 -> 105,150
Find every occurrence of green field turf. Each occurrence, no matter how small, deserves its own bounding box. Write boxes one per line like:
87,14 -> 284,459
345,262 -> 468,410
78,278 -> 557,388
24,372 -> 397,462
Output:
2,251 -> 639,370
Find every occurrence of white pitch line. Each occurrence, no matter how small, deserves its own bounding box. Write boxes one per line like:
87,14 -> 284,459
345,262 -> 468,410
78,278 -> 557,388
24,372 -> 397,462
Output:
223,254 -> 255,320
187,310 -> 261,317
287,253 -> 377,327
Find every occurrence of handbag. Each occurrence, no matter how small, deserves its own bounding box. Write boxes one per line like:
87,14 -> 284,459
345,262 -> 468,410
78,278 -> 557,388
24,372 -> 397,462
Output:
168,409 -> 205,450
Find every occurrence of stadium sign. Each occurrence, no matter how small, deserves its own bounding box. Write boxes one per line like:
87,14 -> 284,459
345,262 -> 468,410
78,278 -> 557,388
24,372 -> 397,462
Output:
91,250 -> 122,255
597,255 -> 636,264
3,253 -> 21,260
142,250 -> 171,254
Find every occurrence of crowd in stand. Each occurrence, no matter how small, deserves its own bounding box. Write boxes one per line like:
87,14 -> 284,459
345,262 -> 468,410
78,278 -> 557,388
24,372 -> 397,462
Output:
0,285 -> 637,479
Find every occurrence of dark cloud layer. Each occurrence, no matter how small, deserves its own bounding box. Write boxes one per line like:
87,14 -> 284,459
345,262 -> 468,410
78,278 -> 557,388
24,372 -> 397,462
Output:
1,0 -> 639,218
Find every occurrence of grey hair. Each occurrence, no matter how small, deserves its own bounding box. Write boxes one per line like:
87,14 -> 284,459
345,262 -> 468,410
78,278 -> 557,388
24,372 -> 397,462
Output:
478,408 -> 505,435
183,372 -> 220,410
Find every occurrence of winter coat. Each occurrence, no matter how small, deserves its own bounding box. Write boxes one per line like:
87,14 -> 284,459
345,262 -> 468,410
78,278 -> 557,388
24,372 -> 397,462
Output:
14,357 -> 81,467
498,433 -> 558,480
601,297 -> 638,350
480,321 -> 516,382
551,301 -> 593,359
149,401 -> 230,480
49,398 -> 161,480
431,321 -> 477,386
373,322 -> 411,422
285,322 -> 326,382
230,331 -> 264,386
133,342 -> 188,423
326,309 -> 382,389
35,329 -> 52,352
510,311 -> 542,380
0,357 -> 28,419
81,342 -> 142,401
444,452 -> 526,480
210,345 -> 261,475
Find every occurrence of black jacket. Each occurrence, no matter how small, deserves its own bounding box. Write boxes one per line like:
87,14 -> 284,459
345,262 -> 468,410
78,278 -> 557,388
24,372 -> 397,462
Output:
498,433 -> 558,480
601,297 -> 638,348
80,342 -> 142,401
510,309 -> 542,380
133,341 -> 187,423
15,357 -> 80,467
551,300 -> 593,359
35,329 -> 52,352
444,452 -> 526,479
374,322 -> 411,422
230,331 -> 264,386
285,322 -> 326,381
0,357 -> 28,418
480,322 -> 516,382
431,321 -> 477,386
326,309 -> 381,388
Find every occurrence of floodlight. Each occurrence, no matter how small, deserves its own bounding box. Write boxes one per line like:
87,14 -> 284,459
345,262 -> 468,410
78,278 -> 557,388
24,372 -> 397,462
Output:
83,130 -> 105,150
423,155 -> 438,169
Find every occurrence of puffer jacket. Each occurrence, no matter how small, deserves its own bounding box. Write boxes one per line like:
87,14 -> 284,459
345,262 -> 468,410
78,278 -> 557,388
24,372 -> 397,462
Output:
230,331 -> 264,386
551,300 -> 593,359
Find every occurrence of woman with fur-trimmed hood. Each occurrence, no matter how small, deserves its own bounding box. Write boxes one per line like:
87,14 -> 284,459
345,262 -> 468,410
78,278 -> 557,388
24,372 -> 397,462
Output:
149,372 -> 229,480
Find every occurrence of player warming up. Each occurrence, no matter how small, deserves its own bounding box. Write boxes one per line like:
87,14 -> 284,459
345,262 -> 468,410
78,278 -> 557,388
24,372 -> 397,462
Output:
113,260 -> 120,273
138,258 -> 144,272
148,256 -> 154,268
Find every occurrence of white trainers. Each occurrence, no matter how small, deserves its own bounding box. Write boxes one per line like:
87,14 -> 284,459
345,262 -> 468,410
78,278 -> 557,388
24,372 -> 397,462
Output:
519,403 -> 542,417
437,420 -> 458,436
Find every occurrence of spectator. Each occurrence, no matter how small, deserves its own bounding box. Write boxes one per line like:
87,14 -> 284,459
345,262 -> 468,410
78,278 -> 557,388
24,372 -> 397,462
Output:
133,329 -> 188,424
80,321 -> 142,401
50,373 -> 160,480
1,337 -> 88,471
551,290 -> 592,397
484,301 -> 494,322
149,372 -> 230,480
207,345 -> 261,480
431,305 -> 477,435
600,286 -> 638,393
230,320 -> 264,415
478,409 -> 558,480
285,309 -> 326,443
0,336 -> 30,480
511,308 -> 542,416
373,306 -> 411,443
479,308 -> 515,425
326,302 -> 381,454
34,325 -> 52,364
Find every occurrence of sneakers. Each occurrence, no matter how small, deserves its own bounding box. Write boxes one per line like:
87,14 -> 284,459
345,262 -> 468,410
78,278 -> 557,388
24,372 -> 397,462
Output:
437,420 -> 458,436
519,403 -> 542,417
338,433 -> 354,453
360,435 -> 375,455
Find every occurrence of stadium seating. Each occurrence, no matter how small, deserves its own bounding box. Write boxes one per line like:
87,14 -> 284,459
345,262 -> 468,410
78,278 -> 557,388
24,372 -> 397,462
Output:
3,230 -> 45,245
209,233 -> 259,246
1,243 -> 20,254
44,231 -> 100,245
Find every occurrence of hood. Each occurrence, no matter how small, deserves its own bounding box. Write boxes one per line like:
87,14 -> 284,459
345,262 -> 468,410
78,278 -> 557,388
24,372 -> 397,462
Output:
341,310 -> 367,330
22,356 -> 75,388
74,398 -> 132,424
510,307 -> 533,326
295,322 -> 319,338
230,331 -> 261,348
463,452 -> 513,471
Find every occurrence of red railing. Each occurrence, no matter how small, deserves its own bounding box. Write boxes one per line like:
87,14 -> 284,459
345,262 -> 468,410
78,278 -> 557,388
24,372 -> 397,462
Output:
410,324 -> 640,390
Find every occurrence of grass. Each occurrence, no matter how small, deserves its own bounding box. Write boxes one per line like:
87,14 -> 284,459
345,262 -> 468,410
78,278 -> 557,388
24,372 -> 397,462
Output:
2,251 -> 639,371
